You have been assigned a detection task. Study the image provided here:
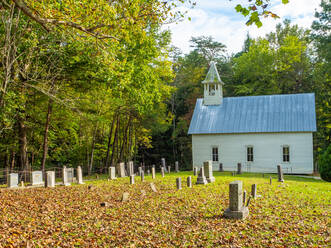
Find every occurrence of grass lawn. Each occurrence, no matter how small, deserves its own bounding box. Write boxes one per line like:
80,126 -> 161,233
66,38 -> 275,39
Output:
0,172 -> 329,247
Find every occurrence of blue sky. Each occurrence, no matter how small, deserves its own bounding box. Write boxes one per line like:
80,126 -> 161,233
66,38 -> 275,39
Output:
167,0 -> 322,54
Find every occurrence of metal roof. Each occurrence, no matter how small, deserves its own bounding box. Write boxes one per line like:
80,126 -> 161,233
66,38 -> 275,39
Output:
188,93 -> 316,134
202,61 -> 223,84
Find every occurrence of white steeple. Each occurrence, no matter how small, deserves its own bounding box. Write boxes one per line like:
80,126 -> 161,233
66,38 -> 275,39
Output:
202,61 -> 224,105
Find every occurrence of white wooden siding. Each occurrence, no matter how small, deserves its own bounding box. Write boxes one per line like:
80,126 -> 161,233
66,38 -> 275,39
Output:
192,132 -> 313,174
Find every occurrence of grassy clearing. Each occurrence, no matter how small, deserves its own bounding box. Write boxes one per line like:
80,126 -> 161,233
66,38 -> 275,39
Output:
0,172 -> 329,247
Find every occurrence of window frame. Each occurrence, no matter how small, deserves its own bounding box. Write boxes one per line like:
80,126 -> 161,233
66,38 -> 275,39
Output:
282,145 -> 290,163
246,145 -> 254,162
212,146 -> 219,162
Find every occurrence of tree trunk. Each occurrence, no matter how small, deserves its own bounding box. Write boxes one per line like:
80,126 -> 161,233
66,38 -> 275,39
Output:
41,98 -> 53,179
89,126 -> 98,175
104,114 -> 116,168
10,151 -> 15,171
18,118 -> 28,181
119,115 -> 131,162
110,115 -> 119,167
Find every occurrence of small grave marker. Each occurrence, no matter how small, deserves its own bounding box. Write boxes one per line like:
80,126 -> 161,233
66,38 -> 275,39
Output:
46,171 -> 55,188
31,171 -> 44,186
196,167 -> 207,185
175,161 -> 179,172
62,167 -> 71,186
150,183 -> 158,192
219,163 -> 224,172
251,184 -> 257,199
20,181 -> 25,188
8,173 -> 18,188
141,171 -> 145,182
168,166 -> 171,174
128,161 -> 134,176
147,169 -> 150,176
117,162 -> 126,178
77,166 -> 84,184
187,176 -> 192,188
243,190 -> 247,205
270,176 -> 272,185
109,167 -> 116,180
224,180 -> 249,219
237,163 -> 242,174
203,161 -> 215,183
193,167 -> 198,176
277,165 -> 284,182
176,178 -> 182,190
161,167 -> 165,177
152,167 -> 156,179
130,175 -> 135,185
121,192 -> 130,202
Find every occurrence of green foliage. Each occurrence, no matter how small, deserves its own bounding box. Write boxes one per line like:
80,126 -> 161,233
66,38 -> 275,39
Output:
318,144 -> 331,182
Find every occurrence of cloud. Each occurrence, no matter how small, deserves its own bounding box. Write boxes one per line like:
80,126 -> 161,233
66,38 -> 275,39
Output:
167,0 -> 321,55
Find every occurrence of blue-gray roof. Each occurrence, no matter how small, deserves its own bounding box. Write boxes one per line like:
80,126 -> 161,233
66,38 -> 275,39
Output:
188,93 -> 316,134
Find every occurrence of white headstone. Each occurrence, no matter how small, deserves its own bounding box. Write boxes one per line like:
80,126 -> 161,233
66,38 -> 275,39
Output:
109,167 -> 116,180
203,161 -> 215,183
175,161 -> 179,172
31,171 -> 44,186
152,167 -> 156,179
8,173 -> 18,188
128,161 -> 134,176
46,171 -> 55,188
62,167 -> 71,186
117,163 -> 126,178
77,166 -> 84,184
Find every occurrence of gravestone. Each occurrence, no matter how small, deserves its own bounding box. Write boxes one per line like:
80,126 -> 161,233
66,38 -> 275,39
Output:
62,167 -> 71,186
187,176 -> 192,188
176,178 -> 182,190
31,171 -> 44,186
128,161 -> 134,176
270,176 -> 272,185
243,190 -> 247,205
277,165 -> 284,182
141,171 -> 145,182
150,183 -> 157,192
117,162 -> 126,178
251,184 -> 257,199
46,171 -> 55,188
175,161 -> 179,172
147,169 -> 150,176
130,175 -> 135,185
237,163 -> 242,174
152,167 -> 156,179
109,167 -> 116,180
224,180 -> 249,219
196,167 -> 208,185
219,163 -> 224,172
161,167 -> 165,177
66,167 -> 74,183
77,166 -> 84,184
20,181 -> 25,188
193,167 -> 198,176
8,173 -> 18,188
168,166 -> 171,174
122,192 -> 130,202
138,166 -> 142,176
203,161 -> 215,183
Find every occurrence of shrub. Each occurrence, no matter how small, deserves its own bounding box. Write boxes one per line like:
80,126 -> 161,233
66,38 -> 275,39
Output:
319,144 -> 331,182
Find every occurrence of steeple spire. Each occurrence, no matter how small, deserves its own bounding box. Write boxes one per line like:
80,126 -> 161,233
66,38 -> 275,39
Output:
202,61 -> 223,105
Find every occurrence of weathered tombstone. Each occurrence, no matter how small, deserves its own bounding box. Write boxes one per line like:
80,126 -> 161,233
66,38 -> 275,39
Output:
117,162 -> 126,178
62,167 -> 71,186
224,181 -> 249,219
128,161 -> 134,176
8,173 -> 18,188
251,184 -> 257,199
152,167 -> 156,179
122,192 -> 130,202
203,161 -> 215,183
138,166 -> 142,176
277,164 -> 284,182
77,166 -> 84,184
270,176 -> 272,185
196,167 -> 208,185
141,171 -> 145,182
176,178 -> 182,190
237,163 -> 242,174
20,181 -> 25,188
168,166 -> 171,174
193,167 -> 198,176
31,171 -> 44,186
46,171 -> 55,188
187,176 -> 192,188
66,167 -> 74,183
161,167 -> 165,177
109,167 -> 116,180
243,190 -> 247,205
219,163 -> 224,172
147,169 -> 150,176
175,161 -> 179,172
130,175 -> 135,185
150,183 -> 157,192
161,158 -> 166,168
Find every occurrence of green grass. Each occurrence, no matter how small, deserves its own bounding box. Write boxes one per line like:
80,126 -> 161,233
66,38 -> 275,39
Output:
0,172 -> 329,247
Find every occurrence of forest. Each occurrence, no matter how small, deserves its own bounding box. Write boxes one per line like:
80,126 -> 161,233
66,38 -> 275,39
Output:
0,0 -> 330,176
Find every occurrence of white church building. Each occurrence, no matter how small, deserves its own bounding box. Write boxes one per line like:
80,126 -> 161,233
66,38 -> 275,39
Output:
188,62 -> 316,174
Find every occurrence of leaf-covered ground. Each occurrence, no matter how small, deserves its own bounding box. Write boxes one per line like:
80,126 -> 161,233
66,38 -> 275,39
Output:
0,172 -> 330,247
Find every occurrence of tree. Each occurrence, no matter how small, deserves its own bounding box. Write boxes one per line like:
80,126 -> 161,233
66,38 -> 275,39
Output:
318,143 -> 331,182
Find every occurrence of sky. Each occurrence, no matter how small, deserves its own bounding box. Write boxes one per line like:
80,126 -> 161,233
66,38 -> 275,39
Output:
166,0 -> 322,55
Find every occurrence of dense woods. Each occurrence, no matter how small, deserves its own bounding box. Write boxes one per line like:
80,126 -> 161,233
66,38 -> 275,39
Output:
0,0 -> 330,175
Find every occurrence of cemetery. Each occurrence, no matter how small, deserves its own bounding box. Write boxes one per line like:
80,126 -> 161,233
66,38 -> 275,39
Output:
0,0 -> 330,247
0,161 -> 329,247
